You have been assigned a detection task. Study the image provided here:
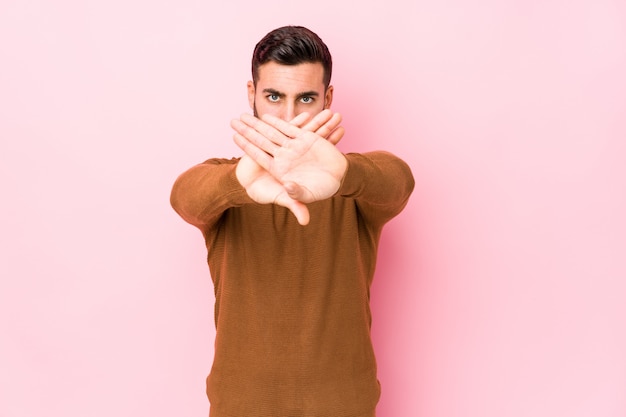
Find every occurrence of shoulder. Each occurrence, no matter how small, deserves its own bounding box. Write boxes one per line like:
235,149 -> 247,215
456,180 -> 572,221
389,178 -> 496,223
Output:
200,157 -> 241,166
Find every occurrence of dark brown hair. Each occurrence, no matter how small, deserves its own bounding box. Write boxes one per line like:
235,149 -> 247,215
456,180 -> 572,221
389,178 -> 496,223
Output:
252,26 -> 332,89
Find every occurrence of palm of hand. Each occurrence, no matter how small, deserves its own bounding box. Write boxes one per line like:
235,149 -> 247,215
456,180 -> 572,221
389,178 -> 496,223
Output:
237,155 -> 289,205
232,111 -> 348,225
271,131 -> 345,203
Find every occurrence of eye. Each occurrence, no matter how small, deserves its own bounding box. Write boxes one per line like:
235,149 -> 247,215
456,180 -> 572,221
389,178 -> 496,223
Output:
300,96 -> 314,104
267,94 -> 280,102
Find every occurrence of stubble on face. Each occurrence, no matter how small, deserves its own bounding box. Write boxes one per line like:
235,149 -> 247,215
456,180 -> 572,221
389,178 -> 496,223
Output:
253,101 -> 259,118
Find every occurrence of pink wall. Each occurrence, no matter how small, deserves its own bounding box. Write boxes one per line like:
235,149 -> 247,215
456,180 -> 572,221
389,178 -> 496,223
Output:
1,1 -> 625,416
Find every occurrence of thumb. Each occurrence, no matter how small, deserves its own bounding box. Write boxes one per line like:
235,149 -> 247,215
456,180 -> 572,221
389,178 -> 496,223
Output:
283,181 -> 311,203
275,192 -> 310,226
290,203 -> 310,226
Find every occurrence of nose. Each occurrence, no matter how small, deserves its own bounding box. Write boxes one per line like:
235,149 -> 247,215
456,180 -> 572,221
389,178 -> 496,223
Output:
283,103 -> 296,122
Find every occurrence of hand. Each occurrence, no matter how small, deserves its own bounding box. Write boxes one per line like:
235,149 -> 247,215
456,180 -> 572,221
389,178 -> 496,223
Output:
231,110 -> 348,225
288,110 -> 345,145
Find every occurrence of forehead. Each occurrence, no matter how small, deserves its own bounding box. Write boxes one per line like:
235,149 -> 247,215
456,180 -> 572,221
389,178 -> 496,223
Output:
256,61 -> 325,92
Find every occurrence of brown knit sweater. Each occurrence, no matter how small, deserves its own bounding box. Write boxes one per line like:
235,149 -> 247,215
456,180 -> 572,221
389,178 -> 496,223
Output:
170,151 -> 414,417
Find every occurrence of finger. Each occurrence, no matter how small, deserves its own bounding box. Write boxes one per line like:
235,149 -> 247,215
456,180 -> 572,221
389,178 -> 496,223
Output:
308,112 -> 342,139
289,112 -> 311,127
231,118 -> 282,154
327,126 -> 345,145
232,132 -> 273,172
301,109 -> 334,133
240,113 -> 290,145
260,113 -> 304,139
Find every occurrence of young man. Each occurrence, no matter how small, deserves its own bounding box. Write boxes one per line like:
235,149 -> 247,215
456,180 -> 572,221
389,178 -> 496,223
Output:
171,26 -> 414,417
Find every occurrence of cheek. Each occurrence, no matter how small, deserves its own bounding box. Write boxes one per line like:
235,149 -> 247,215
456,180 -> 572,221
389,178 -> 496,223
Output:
253,100 -> 280,118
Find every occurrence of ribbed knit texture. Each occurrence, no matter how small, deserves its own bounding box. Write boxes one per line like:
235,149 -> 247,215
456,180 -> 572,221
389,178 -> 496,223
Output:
171,151 -> 414,417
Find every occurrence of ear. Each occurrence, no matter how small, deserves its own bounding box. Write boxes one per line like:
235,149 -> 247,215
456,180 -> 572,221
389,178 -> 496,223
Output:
324,85 -> 334,109
247,81 -> 255,110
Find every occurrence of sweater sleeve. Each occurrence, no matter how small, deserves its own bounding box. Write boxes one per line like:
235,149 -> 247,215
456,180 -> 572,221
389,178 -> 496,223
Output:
170,158 -> 254,230
338,151 -> 415,226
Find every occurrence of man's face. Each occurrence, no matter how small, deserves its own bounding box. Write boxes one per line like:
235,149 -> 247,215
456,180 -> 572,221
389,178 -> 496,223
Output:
248,61 -> 333,121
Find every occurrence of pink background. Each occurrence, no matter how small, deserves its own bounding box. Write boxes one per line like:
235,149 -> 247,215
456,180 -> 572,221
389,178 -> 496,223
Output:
1,1 -> 625,416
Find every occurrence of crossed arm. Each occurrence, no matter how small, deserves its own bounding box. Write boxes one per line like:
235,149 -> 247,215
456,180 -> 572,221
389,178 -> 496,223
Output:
230,110 -> 348,225
171,111 -> 414,229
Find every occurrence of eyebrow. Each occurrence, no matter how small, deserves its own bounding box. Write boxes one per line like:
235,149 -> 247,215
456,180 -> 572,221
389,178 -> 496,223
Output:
262,88 -> 320,99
